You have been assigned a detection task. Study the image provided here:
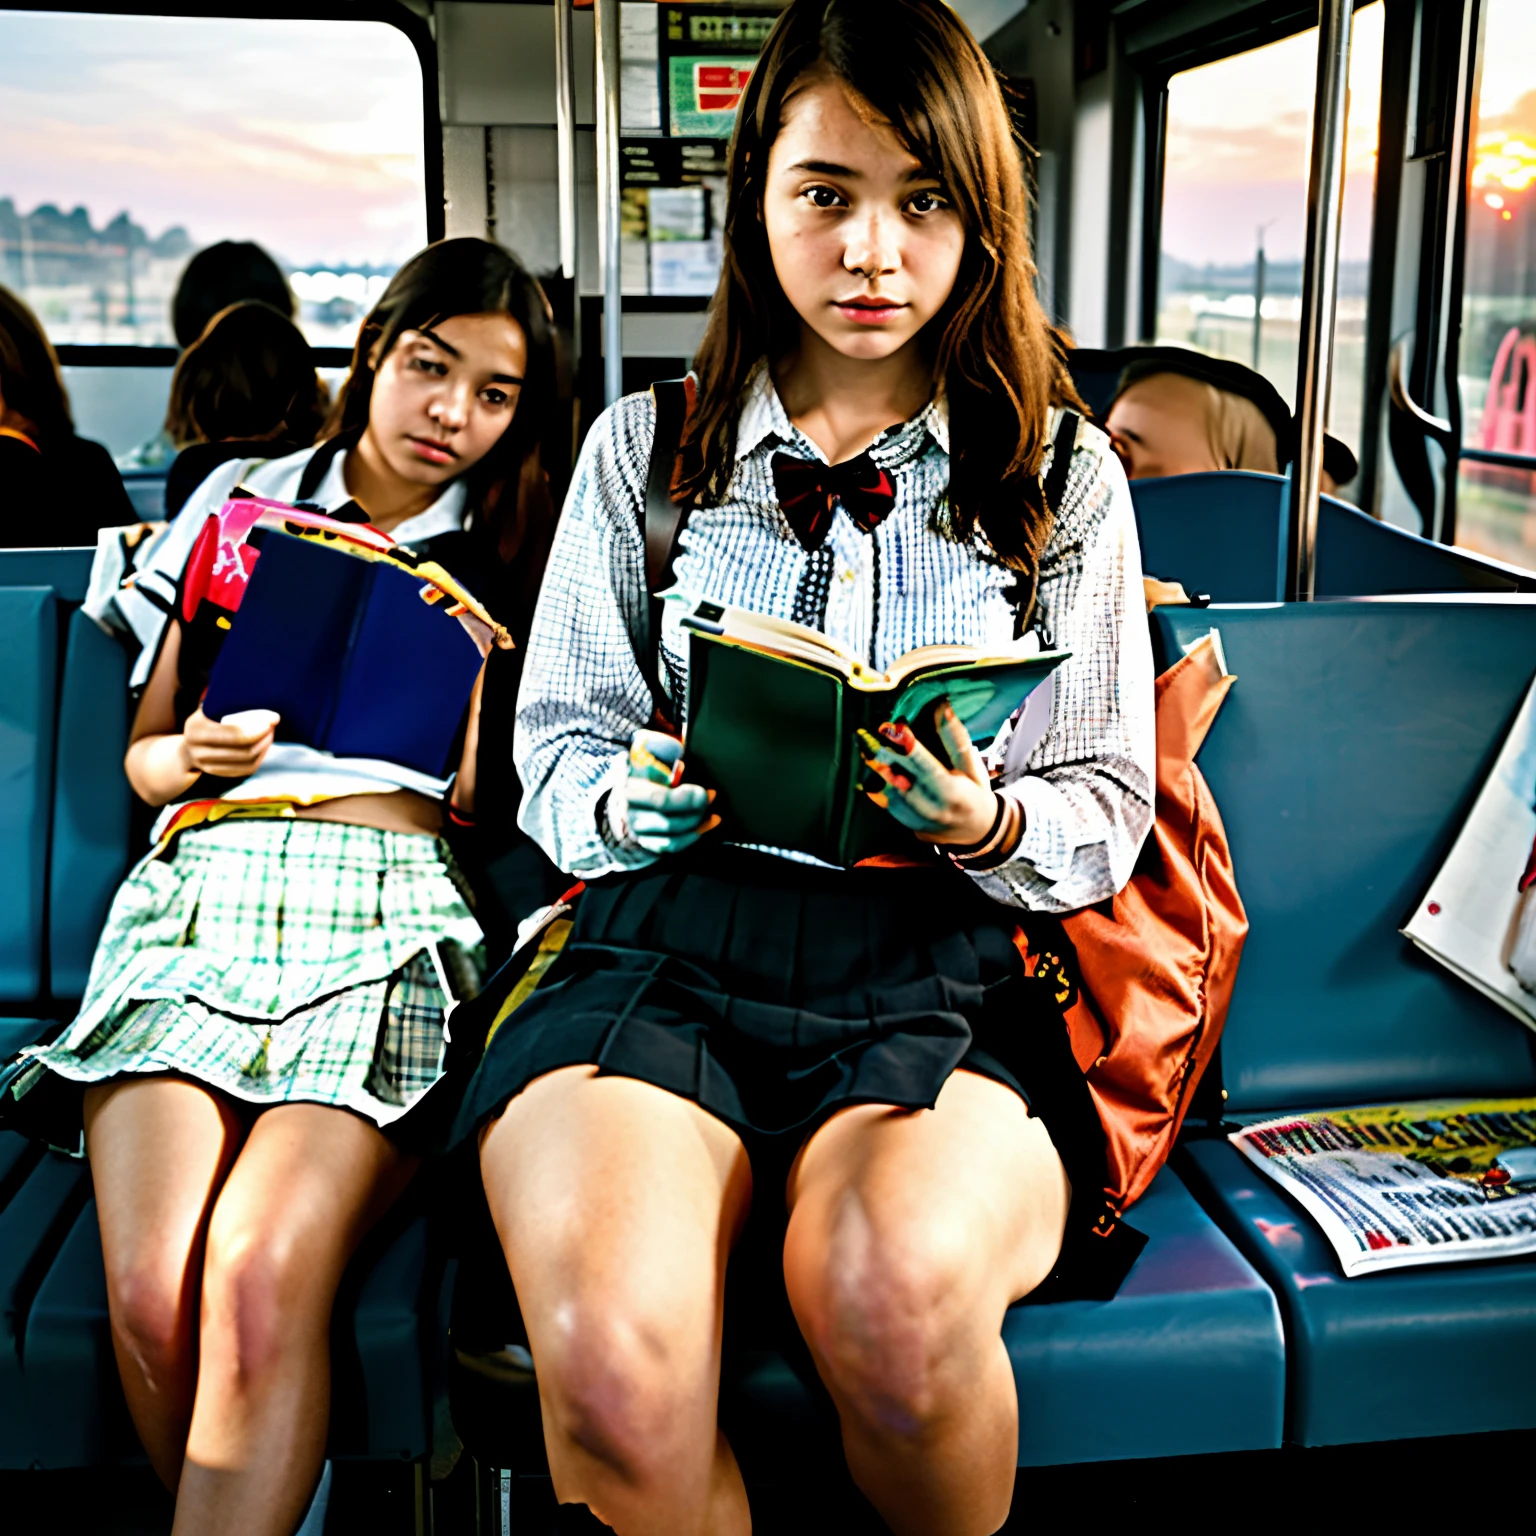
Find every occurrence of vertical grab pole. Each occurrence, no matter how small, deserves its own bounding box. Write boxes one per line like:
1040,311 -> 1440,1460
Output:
553,0 -> 578,282
1286,0 -> 1354,601
594,0 -> 624,407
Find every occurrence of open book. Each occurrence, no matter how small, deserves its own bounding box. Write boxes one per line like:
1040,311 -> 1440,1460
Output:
202,528 -> 491,780
680,600 -> 1069,866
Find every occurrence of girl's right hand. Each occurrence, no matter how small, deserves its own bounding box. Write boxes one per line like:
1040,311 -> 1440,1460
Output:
181,707 -> 279,779
623,729 -> 720,854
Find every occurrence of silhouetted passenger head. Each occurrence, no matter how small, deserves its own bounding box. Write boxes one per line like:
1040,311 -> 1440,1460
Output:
0,283 -> 74,445
164,301 -> 327,449
1102,348 -> 1288,480
172,241 -> 293,349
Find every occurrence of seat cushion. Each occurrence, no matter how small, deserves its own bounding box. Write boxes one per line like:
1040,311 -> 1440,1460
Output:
1178,1137 -> 1536,1446
451,1168 -> 1286,1472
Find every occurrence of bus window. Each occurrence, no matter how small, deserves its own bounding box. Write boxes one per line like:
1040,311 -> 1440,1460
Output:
1458,0 -> 1536,571
0,11 -> 428,354
1155,4 -> 1384,475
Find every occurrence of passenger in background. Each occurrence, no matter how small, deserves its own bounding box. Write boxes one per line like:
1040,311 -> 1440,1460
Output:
0,283 -> 135,542
2,238 -> 559,1536
1103,347 -> 1286,479
117,239 -> 296,472
161,300 -> 329,516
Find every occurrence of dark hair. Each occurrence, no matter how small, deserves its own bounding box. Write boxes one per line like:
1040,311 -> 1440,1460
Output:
172,241 -> 293,349
323,237 -> 560,569
681,0 -> 1083,574
0,284 -> 73,445
163,301 -> 328,449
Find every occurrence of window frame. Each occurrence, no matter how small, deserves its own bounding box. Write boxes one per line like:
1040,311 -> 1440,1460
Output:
0,0 -> 443,368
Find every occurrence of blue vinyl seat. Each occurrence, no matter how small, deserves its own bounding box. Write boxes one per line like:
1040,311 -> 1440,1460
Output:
1153,597 -> 1536,1446
1132,471 -> 1536,600
0,547 -> 95,605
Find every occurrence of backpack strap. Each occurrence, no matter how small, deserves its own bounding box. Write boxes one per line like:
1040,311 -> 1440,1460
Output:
637,376 -> 696,722
1013,408 -> 1081,638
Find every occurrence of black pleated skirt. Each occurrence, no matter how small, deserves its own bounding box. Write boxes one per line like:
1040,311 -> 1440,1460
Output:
453,847 -> 1142,1299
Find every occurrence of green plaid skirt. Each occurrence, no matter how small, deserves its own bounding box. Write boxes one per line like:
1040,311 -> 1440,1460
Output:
9,820 -> 484,1150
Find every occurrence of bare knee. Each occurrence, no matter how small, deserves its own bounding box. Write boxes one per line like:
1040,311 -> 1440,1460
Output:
790,1210 -> 983,1438
201,1219 -> 327,1386
538,1289 -> 709,1484
107,1252 -> 195,1378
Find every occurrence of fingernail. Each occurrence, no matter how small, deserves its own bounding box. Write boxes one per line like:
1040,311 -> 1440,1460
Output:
877,721 -> 915,753
706,789 -> 717,803
888,770 -> 913,792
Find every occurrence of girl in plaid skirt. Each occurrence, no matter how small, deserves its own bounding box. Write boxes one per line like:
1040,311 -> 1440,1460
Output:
5,239 -> 558,1534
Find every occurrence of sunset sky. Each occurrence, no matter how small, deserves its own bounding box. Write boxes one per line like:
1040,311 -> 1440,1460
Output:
0,11 -> 428,269
1162,2 -> 1384,268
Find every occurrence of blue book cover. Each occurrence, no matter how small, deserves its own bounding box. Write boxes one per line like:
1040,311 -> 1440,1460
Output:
201,530 -> 484,778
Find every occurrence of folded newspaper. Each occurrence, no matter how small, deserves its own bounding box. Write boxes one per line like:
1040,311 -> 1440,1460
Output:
1230,1099 -> 1536,1276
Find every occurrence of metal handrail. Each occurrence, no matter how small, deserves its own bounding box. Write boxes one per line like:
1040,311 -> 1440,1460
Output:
1285,0 -> 1354,602
553,0 -> 578,283
594,0 -> 623,407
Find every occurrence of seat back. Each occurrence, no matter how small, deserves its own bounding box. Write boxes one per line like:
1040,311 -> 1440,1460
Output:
1152,598 -> 1536,1111
49,610 -> 133,999
1132,473 -> 1288,601
1131,473 -> 1533,601
0,588 -> 59,1004
1315,495 -> 1529,596
0,548 -> 95,606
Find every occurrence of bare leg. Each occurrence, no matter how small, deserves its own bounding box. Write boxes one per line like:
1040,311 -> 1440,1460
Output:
172,1104 -> 417,1536
783,1070 -> 1070,1536
479,1065 -> 753,1536
85,1076 -> 248,1490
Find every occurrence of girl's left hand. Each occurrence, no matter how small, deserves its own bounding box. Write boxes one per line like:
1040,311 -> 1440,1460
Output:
857,701 -> 999,846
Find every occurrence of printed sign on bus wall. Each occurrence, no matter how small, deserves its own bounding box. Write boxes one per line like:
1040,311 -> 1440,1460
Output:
668,56 -> 755,137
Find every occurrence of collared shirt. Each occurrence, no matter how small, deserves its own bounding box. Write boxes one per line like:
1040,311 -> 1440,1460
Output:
516,364 -> 1155,912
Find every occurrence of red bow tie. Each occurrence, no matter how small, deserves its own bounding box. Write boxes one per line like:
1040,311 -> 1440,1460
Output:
771,451 -> 896,551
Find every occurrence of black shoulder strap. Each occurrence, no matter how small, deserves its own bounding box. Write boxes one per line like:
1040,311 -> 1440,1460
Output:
637,377 -> 694,722
1043,408 -> 1080,515
1013,409 -> 1082,638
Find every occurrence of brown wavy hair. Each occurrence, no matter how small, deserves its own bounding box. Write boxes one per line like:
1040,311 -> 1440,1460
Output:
164,300 -> 328,449
679,0 -> 1083,573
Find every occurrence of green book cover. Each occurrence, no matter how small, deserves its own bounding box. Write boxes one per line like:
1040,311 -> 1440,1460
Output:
680,601 -> 1069,866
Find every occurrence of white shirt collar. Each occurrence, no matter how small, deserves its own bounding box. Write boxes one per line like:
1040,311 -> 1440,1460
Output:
311,449 -> 470,547
732,360 -> 949,465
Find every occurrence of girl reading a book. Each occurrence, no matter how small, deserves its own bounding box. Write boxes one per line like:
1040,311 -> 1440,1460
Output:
2,239 -> 557,1535
455,4 -> 1154,1533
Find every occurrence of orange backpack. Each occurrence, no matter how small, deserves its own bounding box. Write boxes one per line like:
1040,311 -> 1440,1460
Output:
1055,632 -> 1248,1215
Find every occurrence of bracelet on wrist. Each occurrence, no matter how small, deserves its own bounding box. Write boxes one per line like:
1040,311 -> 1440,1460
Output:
949,794 -> 1023,872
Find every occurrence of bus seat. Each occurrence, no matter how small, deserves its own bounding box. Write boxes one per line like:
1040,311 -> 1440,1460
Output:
1131,472 -> 1535,601
1153,597 -> 1536,1445
22,1200 -> 138,1468
1132,472 -> 1288,600
49,607 -> 134,999
1315,495 -> 1530,596
0,588 -> 59,1008
15,1187 -> 449,1468
0,1150 -> 90,1467
449,1165 -> 1287,1473
0,547 -> 95,605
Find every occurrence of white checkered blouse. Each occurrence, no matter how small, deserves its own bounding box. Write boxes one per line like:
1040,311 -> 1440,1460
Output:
514,364 -> 1155,912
